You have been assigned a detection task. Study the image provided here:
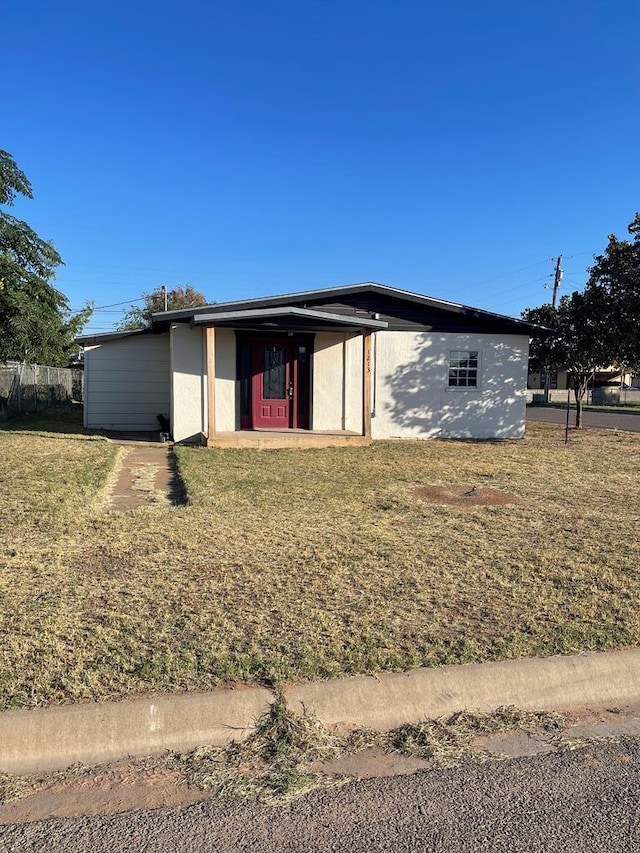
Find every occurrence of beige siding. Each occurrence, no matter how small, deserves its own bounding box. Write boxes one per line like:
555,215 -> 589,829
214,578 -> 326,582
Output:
372,331 -> 529,439
84,335 -> 170,431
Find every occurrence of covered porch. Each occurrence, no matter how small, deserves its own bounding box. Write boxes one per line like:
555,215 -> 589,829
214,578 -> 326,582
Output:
195,306 -> 387,448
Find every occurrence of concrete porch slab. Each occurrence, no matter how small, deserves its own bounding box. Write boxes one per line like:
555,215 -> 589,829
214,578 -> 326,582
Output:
206,430 -> 371,449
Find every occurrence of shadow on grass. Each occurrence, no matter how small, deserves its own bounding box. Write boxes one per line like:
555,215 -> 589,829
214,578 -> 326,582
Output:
165,449 -> 188,507
0,405 -> 99,436
0,406 -> 166,443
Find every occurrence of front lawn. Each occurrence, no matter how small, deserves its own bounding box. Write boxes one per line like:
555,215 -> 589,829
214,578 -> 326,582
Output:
1,416 -> 639,709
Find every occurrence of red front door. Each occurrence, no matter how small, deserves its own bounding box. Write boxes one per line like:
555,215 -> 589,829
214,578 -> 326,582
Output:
252,341 -> 292,429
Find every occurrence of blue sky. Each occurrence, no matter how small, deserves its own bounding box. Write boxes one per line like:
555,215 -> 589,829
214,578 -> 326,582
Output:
4,0 -> 638,333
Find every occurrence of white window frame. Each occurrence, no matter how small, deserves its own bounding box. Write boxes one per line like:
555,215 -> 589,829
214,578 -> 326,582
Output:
447,350 -> 480,389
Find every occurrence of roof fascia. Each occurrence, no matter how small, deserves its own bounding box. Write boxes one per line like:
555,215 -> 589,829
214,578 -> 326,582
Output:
191,306 -> 389,329
75,328 -> 154,346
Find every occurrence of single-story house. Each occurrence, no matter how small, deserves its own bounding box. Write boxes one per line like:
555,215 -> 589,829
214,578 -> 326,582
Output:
77,282 -> 539,445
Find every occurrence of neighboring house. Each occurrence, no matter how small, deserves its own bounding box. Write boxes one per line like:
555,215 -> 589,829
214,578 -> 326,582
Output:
528,368 -> 632,391
77,282 -> 538,444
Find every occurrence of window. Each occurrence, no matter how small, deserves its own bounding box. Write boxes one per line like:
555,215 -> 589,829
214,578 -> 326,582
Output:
263,346 -> 287,399
239,340 -> 251,421
448,350 -> 479,387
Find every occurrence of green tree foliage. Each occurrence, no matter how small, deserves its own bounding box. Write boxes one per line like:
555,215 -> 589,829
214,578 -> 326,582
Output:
0,149 -> 91,365
119,285 -> 209,330
585,213 -> 640,372
522,289 -> 608,427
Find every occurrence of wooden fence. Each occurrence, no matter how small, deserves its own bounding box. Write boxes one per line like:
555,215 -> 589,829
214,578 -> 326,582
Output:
0,362 -> 83,420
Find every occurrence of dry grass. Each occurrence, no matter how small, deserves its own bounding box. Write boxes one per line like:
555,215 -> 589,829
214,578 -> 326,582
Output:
1,411 -> 639,709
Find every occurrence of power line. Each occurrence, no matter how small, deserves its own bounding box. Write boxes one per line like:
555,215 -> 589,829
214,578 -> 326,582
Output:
93,297 -> 145,309
491,275 -> 549,298
467,258 -> 552,289
563,275 -> 586,287
59,262 -> 212,273
467,250 -> 598,292
476,277 -> 549,311
69,296 -> 146,312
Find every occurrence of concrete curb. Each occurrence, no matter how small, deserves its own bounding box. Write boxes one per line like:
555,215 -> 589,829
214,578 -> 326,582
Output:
285,648 -> 640,731
3,648 -> 640,775
0,687 -> 274,775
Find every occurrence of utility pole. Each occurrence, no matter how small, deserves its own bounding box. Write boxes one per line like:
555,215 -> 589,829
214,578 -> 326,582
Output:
551,255 -> 563,308
543,255 -> 563,403
161,284 -> 168,312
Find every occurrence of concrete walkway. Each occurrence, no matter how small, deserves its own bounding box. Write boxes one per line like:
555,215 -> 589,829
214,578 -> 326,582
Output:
108,443 -> 183,510
3,647 -> 640,775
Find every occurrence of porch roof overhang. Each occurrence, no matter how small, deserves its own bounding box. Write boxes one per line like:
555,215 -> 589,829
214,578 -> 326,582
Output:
191,306 -> 389,332
76,328 -> 155,346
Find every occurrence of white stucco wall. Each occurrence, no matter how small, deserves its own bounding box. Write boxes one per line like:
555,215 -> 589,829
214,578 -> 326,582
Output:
345,334 -> 364,432
83,334 -> 170,431
162,326 -> 528,441
170,324 -> 207,443
170,324 -> 237,441
312,332 -> 363,432
371,331 -> 529,440
214,327 -> 237,432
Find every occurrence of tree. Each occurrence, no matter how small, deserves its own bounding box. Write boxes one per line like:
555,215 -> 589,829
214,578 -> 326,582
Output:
0,149 -> 91,365
584,213 -> 640,374
119,285 -> 209,330
523,289 -> 608,428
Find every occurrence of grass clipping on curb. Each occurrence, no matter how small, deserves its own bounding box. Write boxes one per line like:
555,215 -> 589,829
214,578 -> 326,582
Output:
0,704 -> 567,807
182,701 -> 347,803
179,703 -> 566,803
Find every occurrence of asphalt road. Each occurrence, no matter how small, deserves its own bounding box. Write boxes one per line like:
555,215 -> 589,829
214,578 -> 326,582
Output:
3,740 -> 640,853
526,406 -> 640,432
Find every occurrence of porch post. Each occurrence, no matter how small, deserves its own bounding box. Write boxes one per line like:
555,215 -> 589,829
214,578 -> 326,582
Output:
362,329 -> 372,438
206,325 -> 216,442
